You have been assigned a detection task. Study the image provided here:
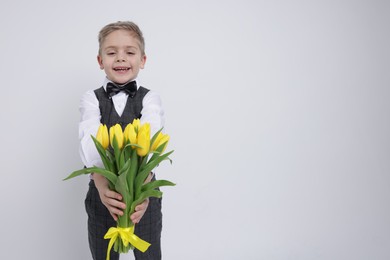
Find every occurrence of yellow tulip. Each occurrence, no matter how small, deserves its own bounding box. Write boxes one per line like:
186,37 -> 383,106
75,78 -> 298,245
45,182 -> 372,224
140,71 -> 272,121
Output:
132,118 -> 140,132
109,124 -> 124,149
124,123 -> 137,146
151,132 -> 170,153
96,124 -> 109,149
136,123 -> 150,156
123,124 -> 129,143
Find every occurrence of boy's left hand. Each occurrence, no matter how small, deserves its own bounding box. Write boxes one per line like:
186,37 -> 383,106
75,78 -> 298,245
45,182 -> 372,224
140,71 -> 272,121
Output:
130,172 -> 154,224
130,198 -> 149,224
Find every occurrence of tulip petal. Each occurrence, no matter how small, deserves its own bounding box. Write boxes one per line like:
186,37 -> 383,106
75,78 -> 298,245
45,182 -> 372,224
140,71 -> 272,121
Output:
136,123 -> 150,157
132,119 -> 140,132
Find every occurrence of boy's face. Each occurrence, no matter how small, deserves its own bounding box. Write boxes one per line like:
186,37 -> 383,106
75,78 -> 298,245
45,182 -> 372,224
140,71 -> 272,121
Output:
97,29 -> 146,84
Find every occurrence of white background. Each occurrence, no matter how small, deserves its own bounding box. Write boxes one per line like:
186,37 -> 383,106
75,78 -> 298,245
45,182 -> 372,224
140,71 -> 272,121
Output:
0,0 -> 389,259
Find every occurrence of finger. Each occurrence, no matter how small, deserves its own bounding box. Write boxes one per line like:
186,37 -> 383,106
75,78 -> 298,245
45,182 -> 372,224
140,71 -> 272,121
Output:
107,205 -> 124,217
135,199 -> 149,211
101,197 -> 125,215
106,198 -> 126,210
105,190 -> 123,201
110,212 -> 118,221
130,211 -> 143,224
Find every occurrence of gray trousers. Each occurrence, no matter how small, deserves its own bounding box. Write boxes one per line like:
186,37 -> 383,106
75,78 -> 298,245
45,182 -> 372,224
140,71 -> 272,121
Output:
85,180 -> 162,260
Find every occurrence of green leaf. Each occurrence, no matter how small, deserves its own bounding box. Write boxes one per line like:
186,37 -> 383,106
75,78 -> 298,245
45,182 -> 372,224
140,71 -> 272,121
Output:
112,136 -> 122,170
63,168 -> 91,180
122,144 -> 130,162
130,189 -> 163,214
141,180 -> 176,192
119,150 -> 125,171
115,159 -> 132,227
140,150 -> 174,177
118,158 -> 131,176
149,127 -> 163,150
91,136 -> 113,171
63,167 -> 117,185
147,143 -> 166,164
114,238 -> 119,252
135,150 -> 174,197
107,149 -> 115,161
146,129 -> 165,163
115,168 -> 131,226
127,149 -> 138,203
123,143 -> 143,149
140,146 -> 174,171
138,154 -> 148,174
106,150 -> 117,173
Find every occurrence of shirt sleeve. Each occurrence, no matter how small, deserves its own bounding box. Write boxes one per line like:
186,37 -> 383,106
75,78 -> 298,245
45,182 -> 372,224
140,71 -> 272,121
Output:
140,90 -> 165,136
78,90 -> 103,167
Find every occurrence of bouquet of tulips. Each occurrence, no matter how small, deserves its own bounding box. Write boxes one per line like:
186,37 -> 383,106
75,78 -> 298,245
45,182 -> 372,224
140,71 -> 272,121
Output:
64,119 -> 174,260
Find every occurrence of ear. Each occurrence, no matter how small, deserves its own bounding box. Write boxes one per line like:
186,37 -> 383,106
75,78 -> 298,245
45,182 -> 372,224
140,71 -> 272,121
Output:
97,55 -> 104,70
140,55 -> 147,69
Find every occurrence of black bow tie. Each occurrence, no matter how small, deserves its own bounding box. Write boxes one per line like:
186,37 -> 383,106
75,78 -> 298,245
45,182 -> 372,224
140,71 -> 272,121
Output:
106,81 -> 137,98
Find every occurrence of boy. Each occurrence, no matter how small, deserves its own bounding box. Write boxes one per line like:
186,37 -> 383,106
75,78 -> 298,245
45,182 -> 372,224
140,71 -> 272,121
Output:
79,21 -> 164,260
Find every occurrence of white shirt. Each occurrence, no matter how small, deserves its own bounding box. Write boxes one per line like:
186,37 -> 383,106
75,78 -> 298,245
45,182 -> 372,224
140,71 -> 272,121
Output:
79,78 -> 165,167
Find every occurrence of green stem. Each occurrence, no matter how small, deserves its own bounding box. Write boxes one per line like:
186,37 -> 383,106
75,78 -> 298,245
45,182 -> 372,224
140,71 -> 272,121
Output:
117,212 -> 129,227
127,149 -> 138,211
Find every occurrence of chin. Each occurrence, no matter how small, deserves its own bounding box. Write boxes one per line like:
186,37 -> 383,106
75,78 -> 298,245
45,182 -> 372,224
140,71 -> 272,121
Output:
112,77 -> 132,84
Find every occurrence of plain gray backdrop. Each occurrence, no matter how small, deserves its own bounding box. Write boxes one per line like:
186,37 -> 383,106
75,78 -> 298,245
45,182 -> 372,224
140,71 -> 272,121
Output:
0,0 -> 389,259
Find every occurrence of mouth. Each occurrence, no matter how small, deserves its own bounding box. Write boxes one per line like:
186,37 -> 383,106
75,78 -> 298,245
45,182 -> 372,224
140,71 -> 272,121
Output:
113,67 -> 130,72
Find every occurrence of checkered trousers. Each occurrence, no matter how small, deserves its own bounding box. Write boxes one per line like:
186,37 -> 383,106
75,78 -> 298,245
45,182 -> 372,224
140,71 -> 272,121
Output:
85,180 -> 162,260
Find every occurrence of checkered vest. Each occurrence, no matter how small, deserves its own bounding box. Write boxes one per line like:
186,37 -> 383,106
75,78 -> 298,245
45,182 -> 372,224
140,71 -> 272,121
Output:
94,86 -> 150,129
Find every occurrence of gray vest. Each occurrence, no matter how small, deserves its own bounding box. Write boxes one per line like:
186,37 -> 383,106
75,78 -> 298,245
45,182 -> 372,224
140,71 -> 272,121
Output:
94,86 -> 150,129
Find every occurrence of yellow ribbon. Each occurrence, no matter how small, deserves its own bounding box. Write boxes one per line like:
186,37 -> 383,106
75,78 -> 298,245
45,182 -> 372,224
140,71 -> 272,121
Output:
104,226 -> 151,260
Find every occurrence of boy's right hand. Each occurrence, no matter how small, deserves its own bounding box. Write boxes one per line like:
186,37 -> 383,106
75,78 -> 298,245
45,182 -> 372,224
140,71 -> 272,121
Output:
92,173 -> 126,221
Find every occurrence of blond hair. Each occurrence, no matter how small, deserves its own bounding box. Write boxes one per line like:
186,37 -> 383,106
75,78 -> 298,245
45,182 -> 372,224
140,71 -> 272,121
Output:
98,21 -> 145,56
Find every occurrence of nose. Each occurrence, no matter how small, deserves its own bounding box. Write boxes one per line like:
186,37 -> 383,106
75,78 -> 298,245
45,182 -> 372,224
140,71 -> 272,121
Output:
116,56 -> 126,62
116,53 -> 126,62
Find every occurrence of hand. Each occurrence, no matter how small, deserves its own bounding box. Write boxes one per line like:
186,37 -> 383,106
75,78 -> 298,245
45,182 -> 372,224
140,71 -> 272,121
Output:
93,174 -> 126,221
130,172 -> 153,224
130,198 -> 149,224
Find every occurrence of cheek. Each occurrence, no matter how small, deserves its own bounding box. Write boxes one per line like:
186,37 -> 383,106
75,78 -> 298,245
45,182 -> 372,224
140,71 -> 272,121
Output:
102,59 -> 113,69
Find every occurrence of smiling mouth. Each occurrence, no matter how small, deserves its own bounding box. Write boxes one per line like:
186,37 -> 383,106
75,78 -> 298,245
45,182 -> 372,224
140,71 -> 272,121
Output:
113,67 -> 130,71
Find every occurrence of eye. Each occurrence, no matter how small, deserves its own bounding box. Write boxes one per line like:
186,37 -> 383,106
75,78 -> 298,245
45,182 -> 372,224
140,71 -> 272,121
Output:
127,52 -> 135,55
107,52 -> 115,56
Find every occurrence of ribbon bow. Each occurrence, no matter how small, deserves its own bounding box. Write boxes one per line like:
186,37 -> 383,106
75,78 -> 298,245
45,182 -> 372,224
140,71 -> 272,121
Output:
104,226 -> 151,260
106,80 -> 137,98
